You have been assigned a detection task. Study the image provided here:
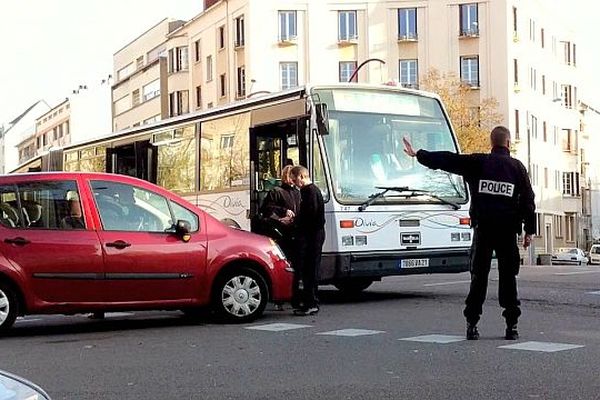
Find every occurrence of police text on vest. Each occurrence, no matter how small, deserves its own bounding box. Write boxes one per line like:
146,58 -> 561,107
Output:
478,179 -> 514,197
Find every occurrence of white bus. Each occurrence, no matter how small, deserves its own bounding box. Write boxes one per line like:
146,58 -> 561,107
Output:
12,84 -> 472,293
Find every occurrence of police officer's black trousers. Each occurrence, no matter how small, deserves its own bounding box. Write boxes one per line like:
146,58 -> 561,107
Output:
297,229 -> 325,309
464,225 -> 521,326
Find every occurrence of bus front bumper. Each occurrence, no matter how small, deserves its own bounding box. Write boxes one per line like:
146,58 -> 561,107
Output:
319,247 -> 471,282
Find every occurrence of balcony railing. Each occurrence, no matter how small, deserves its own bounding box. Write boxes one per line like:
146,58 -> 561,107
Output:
459,28 -> 480,38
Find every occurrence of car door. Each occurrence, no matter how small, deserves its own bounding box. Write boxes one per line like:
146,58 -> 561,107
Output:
90,179 -> 207,303
0,178 -> 105,303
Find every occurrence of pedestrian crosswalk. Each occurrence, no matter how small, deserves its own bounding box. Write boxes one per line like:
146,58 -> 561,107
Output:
399,334 -> 464,344
317,328 -> 384,337
245,322 -> 586,353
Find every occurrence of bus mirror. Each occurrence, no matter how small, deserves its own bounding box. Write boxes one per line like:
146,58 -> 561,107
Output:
315,103 -> 330,135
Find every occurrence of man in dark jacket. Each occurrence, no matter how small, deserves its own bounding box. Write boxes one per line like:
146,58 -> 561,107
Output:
290,165 -> 325,316
403,126 -> 536,340
258,165 -> 301,310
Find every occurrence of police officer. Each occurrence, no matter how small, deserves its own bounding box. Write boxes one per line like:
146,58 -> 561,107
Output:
403,126 -> 535,340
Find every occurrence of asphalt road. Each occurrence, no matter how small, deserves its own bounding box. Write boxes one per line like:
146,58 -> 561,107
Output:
1,264 -> 599,400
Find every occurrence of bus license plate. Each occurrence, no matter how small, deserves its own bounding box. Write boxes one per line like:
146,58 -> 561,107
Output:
400,258 -> 429,268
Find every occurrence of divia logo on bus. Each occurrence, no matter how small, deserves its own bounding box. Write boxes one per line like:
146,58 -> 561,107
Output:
354,217 -> 381,228
221,196 -> 244,209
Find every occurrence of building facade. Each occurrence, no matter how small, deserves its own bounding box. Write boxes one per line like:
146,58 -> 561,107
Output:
14,79 -> 112,169
111,18 -> 185,131
111,0 -> 593,253
1,101 -> 51,174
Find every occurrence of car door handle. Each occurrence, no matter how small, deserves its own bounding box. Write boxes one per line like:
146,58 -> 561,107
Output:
4,237 -> 31,246
105,240 -> 131,249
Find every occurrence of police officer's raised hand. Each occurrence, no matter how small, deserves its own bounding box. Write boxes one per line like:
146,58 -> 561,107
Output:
403,137 -> 417,157
523,234 -> 533,248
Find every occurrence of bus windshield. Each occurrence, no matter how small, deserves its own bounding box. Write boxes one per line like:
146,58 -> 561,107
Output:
314,88 -> 468,205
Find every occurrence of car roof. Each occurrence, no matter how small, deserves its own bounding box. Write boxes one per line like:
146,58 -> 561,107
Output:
1,172 -> 149,185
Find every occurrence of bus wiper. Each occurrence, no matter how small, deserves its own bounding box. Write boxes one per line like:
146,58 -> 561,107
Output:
358,186 -> 460,211
358,186 -> 409,211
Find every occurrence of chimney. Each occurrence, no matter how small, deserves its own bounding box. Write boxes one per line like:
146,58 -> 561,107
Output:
204,0 -> 220,10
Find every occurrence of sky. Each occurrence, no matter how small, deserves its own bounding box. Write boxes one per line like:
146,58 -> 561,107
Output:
0,0 -> 598,126
0,0 -> 201,125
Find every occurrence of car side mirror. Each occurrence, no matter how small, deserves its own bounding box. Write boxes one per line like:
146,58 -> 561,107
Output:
175,219 -> 192,242
315,103 -> 329,135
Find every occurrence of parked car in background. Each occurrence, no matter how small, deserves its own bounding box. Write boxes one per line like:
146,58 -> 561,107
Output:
0,172 -> 293,331
551,248 -> 589,265
589,244 -> 600,265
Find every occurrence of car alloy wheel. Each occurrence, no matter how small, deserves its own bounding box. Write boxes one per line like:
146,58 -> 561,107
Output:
215,268 -> 268,323
0,283 -> 18,331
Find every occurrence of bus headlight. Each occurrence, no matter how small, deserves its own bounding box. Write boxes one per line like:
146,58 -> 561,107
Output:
451,232 -> 461,242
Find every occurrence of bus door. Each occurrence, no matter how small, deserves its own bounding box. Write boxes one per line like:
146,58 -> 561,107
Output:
106,140 -> 157,183
249,118 -> 307,221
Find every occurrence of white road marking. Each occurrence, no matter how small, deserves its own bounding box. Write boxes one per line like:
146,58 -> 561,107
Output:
499,341 -> 584,352
399,334 -> 465,344
586,290 -> 600,295
423,280 -> 471,287
553,270 -> 599,276
245,323 -> 312,332
104,312 -> 135,318
317,329 -> 385,337
15,318 -> 42,323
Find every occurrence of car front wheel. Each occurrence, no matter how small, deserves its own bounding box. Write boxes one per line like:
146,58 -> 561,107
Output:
0,282 -> 18,332
213,267 -> 269,323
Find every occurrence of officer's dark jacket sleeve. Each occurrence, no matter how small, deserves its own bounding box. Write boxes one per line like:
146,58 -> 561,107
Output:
416,150 -> 481,178
516,162 -> 536,235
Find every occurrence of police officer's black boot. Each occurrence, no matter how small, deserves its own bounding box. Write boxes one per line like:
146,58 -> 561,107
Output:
466,322 -> 479,340
505,324 -> 519,340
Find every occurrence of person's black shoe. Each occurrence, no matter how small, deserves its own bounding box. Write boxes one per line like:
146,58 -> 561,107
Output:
293,306 -> 319,316
505,325 -> 519,340
466,323 -> 479,340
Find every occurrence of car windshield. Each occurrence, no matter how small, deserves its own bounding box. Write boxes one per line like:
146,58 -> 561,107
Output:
315,88 -> 468,205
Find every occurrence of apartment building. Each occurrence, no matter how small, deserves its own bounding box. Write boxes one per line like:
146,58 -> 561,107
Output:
112,0 -> 590,252
14,80 -> 112,169
111,18 -> 185,131
0,101 -> 51,174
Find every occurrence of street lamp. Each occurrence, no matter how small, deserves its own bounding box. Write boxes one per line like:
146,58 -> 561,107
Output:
348,58 -> 386,83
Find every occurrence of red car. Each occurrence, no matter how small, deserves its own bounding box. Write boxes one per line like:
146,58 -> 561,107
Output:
0,172 -> 293,330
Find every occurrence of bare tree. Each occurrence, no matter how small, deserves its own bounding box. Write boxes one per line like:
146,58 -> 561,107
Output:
420,69 -> 503,153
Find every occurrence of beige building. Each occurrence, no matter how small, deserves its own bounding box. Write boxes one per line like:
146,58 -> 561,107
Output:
112,0 -> 590,253
19,99 -> 71,165
15,79 -> 112,169
111,18 -> 185,131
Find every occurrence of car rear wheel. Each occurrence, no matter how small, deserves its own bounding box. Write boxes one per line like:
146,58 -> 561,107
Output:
213,267 -> 268,323
0,282 -> 18,331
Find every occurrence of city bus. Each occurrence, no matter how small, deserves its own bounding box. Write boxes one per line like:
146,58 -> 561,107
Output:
11,84 -> 472,293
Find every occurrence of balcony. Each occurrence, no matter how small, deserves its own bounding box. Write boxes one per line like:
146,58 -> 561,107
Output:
401,83 -> 419,90
397,33 -> 418,42
459,28 -> 480,39
337,35 -> 358,46
278,36 -> 297,46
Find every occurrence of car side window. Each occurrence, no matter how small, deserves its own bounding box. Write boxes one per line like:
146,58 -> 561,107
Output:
169,201 -> 200,232
1,181 -> 84,230
0,185 -> 21,228
91,180 -> 172,232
